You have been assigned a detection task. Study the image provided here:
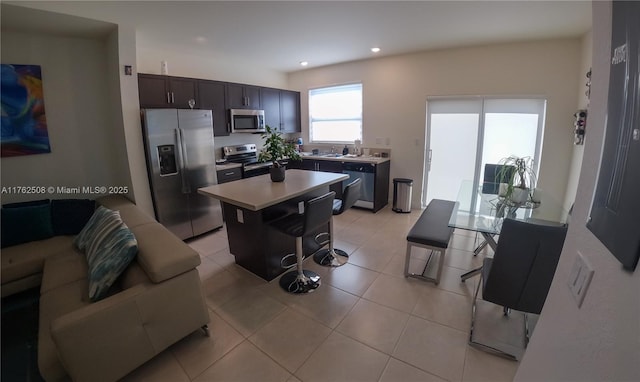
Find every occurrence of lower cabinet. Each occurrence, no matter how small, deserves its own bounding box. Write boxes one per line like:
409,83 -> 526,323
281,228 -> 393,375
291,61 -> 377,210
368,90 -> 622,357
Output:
296,158 -> 390,212
216,167 -> 242,184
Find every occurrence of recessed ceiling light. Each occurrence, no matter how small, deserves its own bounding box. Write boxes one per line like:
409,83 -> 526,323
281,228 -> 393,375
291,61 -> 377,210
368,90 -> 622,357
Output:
300,61 -> 309,66
195,36 -> 207,43
371,47 -> 381,53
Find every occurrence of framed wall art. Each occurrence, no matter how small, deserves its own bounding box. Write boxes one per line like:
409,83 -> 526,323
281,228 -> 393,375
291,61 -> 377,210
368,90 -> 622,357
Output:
1,64 -> 51,157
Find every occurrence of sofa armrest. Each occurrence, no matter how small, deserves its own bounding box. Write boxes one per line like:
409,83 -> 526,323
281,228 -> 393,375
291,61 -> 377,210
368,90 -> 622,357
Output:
50,270 -> 209,382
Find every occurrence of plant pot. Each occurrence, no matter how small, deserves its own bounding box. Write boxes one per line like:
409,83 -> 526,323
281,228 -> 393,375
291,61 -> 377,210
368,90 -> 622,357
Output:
269,166 -> 286,182
511,187 -> 529,204
498,183 -> 509,197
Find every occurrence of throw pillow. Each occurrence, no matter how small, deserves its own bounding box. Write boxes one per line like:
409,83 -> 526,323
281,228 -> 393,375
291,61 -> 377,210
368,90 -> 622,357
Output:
1,204 -> 54,248
86,222 -> 138,301
73,206 -> 121,257
51,199 -> 96,236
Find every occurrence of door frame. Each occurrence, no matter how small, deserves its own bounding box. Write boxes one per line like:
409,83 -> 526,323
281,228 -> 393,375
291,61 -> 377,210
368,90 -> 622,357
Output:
423,95 -> 547,210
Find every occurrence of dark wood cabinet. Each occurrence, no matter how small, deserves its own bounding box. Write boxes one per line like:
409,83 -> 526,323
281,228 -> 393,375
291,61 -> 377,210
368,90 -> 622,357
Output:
138,74 -> 169,108
138,74 -> 197,109
139,74 -> 301,136
301,159 -> 344,199
296,158 -> 390,212
280,90 -> 301,133
198,80 -> 228,136
261,88 -> 281,130
216,167 -> 242,183
226,84 -> 261,109
260,88 -> 301,133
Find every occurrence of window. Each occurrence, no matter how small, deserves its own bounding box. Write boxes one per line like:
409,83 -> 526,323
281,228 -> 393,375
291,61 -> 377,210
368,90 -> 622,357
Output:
309,83 -> 362,143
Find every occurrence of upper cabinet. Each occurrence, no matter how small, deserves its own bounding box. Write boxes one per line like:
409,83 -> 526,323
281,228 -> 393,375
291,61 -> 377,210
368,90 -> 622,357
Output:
138,73 -> 300,136
280,90 -> 301,133
261,88 -> 281,130
197,80 -> 229,136
138,74 -> 197,109
226,84 -> 261,109
260,88 -> 301,133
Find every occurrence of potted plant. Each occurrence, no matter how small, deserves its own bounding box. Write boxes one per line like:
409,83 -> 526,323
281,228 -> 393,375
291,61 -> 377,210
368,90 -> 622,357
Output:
496,155 -> 537,204
258,125 -> 301,182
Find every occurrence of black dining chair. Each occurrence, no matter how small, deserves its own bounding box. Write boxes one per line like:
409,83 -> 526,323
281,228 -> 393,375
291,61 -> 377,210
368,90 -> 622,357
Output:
469,218 -> 567,360
313,178 -> 362,267
269,191 -> 336,294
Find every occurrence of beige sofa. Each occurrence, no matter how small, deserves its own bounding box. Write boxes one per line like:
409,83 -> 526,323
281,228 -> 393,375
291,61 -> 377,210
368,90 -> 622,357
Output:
1,195 -> 210,381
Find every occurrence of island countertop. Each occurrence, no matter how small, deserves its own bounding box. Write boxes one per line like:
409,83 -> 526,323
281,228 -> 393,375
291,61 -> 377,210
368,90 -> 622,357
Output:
198,169 -> 348,211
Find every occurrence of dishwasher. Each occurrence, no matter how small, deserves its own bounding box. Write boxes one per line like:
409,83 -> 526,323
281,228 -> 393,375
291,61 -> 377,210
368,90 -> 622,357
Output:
342,162 -> 375,209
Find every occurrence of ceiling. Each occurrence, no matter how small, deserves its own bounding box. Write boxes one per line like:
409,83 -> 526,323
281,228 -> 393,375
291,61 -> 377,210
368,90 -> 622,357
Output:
3,1 -> 592,73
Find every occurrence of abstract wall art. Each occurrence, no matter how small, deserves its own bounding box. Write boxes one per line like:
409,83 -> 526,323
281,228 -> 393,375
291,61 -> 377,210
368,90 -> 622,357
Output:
1,64 -> 51,157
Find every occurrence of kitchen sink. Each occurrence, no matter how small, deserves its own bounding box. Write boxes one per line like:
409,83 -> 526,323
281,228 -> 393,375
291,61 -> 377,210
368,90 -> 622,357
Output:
321,153 -> 343,158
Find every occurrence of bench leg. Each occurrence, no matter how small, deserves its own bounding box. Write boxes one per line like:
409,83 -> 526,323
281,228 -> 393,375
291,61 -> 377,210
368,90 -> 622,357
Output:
404,241 -> 446,285
404,243 -> 412,277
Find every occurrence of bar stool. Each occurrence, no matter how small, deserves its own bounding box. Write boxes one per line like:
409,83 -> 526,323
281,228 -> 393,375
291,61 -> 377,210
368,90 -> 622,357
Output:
270,191 -> 336,294
313,178 -> 362,267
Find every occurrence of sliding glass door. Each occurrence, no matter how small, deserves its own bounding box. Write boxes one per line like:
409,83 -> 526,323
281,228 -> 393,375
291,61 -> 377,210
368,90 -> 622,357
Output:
424,97 -> 546,212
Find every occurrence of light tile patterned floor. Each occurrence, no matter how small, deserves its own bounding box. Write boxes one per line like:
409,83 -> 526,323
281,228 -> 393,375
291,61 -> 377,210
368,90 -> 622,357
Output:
122,206 -> 519,382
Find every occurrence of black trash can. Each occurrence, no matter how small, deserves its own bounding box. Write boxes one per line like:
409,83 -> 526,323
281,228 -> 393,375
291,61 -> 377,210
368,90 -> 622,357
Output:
392,178 -> 413,213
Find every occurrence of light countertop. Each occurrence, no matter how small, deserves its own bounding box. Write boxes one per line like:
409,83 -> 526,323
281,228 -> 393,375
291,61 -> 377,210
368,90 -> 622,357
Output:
299,153 -> 390,164
198,169 -> 348,211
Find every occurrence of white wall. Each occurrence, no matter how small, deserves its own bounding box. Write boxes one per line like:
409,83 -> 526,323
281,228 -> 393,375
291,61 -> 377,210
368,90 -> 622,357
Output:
137,43 -> 287,89
288,39 -> 581,209
563,30 -> 593,212
515,1 -> 640,380
1,30 -> 124,203
111,25 -> 155,217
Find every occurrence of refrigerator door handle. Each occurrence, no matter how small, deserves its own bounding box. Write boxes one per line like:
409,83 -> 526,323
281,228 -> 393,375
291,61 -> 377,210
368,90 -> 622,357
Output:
176,129 -> 191,194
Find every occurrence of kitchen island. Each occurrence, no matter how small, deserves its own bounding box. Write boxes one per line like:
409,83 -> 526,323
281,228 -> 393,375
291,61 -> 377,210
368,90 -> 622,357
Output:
198,170 -> 348,280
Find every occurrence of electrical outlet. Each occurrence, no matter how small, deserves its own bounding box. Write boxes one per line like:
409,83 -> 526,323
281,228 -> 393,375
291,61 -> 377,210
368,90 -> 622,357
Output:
376,137 -> 382,145
298,201 -> 305,214
567,251 -> 594,308
236,209 -> 244,224
385,137 -> 391,146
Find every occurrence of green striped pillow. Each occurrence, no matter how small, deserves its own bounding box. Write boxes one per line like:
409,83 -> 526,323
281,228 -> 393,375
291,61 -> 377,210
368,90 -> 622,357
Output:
74,206 -> 121,255
86,222 -> 138,301
74,206 -> 139,301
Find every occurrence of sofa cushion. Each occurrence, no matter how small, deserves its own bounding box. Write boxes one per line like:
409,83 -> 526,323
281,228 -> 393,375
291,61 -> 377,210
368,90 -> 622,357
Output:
51,199 -> 96,236
38,278 -> 91,382
41,250 -> 88,295
73,206 -> 121,253
131,223 -> 200,283
97,195 -> 156,228
1,236 -> 75,284
1,203 -> 54,248
86,222 -> 138,302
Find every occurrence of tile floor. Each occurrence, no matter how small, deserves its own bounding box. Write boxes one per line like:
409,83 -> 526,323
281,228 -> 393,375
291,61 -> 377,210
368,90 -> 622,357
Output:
122,206 -> 520,382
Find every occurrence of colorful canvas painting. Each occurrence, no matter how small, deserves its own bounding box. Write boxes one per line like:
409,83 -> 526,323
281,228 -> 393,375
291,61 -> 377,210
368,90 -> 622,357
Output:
1,64 -> 51,157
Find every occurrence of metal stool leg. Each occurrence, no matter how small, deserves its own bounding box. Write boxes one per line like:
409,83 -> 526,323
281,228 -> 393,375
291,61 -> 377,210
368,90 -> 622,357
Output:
279,237 -> 321,294
313,217 -> 348,267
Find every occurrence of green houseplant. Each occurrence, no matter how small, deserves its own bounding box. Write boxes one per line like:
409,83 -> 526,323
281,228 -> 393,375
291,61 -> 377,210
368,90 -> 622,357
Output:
496,155 -> 537,204
258,125 -> 301,182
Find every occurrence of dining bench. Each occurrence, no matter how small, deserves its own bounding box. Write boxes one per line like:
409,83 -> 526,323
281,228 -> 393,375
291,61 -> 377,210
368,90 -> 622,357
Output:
404,199 -> 458,284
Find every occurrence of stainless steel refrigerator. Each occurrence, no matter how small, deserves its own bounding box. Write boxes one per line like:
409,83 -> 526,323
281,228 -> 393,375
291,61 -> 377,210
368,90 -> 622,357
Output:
142,109 -> 223,240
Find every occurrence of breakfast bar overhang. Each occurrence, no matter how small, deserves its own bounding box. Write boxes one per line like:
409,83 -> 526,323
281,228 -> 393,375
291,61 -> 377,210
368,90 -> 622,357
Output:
198,170 -> 349,280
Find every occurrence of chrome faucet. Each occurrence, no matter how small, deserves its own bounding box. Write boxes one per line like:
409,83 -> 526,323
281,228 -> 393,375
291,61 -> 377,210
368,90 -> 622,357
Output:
331,146 -> 335,153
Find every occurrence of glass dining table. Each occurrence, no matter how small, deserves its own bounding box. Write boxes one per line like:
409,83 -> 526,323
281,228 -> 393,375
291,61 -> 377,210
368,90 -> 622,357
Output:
449,180 -> 569,281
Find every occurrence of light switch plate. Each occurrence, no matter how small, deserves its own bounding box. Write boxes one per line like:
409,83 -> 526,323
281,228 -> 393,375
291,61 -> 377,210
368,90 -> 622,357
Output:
236,209 -> 244,224
567,250 -> 594,308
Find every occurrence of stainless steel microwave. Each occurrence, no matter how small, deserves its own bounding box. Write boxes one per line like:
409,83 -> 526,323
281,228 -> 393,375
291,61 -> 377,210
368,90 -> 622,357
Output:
229,109 -> 265,133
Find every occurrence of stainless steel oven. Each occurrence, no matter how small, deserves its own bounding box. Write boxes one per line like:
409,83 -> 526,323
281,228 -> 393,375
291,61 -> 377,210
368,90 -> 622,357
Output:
222,143 -> 271,178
